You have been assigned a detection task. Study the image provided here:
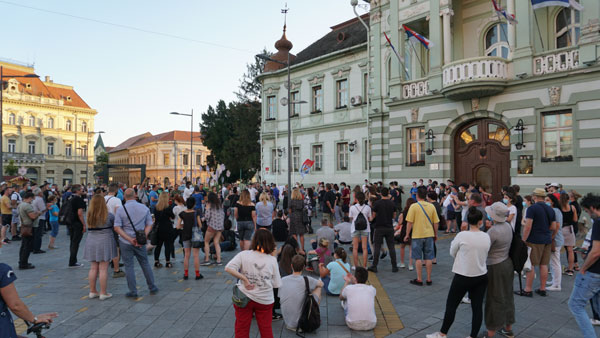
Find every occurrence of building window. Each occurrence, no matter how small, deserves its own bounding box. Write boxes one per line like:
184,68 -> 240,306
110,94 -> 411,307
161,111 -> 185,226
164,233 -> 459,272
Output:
337,143 -> 349,171
28,141 -> 35,154
542,110 -> 573,162
65,144 -> 72,157
271,149 -> 280,173
8,113 -> 15,125
7,139 -> 16,153
363,139 -> 371,171
28,115 -> 35,127
290,91 -> 299,116
407,127 -> 426,166
196,154 -> 202,166
164,154 -> 170,165
556,6 -> 580,48
81,145 -> 88,157
312,86 -> 322,113
485,23 -> 509,58
292,147 -> 300,171
47,117 -> 54,129
183,154 -> 189,166
267,95 -> 277,120
81,121 -> 87,132
312,145 -> 323,171
363,73 -> 368,102
336,79 -> 348,109
47,142 -> 54,155
65,120 -> 72,131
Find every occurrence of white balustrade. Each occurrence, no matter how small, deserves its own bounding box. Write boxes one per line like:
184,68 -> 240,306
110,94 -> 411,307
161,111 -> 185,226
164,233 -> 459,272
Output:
402,80 -> 430,99
442,58 -> 508,87
533,49 -> 579,75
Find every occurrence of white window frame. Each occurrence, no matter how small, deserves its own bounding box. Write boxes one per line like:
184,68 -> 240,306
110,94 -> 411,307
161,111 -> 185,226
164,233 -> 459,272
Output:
7,139 -> 16,153
182,154 -> 189,166
65,144 -> 72,157
271,149 -> 280,173
407,126 -> 426,166
28,140 -> 36,154
8,113 -> 15,125
290,91 -> 299,116
312,144 -> 323,171
485,23 -> 509,59
337,142 -> 349,171
81,121 -> 87,132
47,117 -> 54,129
65,120 -> 72,131
28,115 -> 35,127
336,79 -> 348,109
542,110 -> 573,160
163,153 -> 170,166
556,6 -> 580,48
47,142 -> 54,155
267,95 -> 277,120
292,146 -> 300,171
312,86 -> 323,113
363,139 -> 371,171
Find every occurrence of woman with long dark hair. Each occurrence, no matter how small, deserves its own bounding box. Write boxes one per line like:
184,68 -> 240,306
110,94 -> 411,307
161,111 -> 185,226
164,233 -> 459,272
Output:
235,190 -> 256,251
202,192 -> 225,266
176,197 -> 203,280
560,192 -> 578,276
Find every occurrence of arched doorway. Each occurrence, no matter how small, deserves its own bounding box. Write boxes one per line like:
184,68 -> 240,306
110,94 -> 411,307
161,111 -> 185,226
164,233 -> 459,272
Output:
63,168 -> 74,186
26,168 -> 39,183
454,118 -> 510,201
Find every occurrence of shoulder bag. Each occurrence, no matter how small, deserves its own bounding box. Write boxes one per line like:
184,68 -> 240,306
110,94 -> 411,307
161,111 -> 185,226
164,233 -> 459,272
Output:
123,203 -> 147,245
191,210 -> 203,248
417,202 -> 437,240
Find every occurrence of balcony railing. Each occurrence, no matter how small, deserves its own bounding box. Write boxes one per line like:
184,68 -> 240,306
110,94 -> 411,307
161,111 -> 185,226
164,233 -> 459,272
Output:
3,152 -> 45,163
402,79 -> 430,99
443,57 -> 509,87
533,49 -> 579,76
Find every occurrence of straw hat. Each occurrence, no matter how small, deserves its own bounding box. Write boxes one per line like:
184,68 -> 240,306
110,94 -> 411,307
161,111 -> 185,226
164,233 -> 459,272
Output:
532,188 -> 547,197
485,202 -> 509,223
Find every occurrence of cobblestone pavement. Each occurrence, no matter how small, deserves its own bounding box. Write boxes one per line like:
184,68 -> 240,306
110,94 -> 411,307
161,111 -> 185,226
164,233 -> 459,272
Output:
1,225 -> 591,338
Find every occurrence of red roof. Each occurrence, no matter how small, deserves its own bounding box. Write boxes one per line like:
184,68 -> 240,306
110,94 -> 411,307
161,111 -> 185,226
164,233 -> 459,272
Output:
109,131 -> 203,153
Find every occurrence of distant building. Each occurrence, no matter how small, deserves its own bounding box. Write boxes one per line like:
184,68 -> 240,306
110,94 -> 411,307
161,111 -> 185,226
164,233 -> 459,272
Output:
1,61 -> 98,185
107,130 -> 210,187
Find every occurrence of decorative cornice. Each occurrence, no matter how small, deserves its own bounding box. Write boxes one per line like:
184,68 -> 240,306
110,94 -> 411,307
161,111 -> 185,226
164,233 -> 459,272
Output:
308,74 -> 325,86
331,66 -> 352,79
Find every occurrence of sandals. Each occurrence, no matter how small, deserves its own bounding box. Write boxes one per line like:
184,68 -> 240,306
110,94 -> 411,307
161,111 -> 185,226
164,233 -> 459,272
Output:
514,290 -> 533,297
426,280 -> 433,285
154,261 -> 163,268
165,262 -> 173,268
535,289 -> 547,297
564,269 -> 574,276
409,279 -> 423,286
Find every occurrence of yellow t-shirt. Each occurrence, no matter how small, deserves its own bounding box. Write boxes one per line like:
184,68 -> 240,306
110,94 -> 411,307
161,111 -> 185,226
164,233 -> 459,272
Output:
1,195 -> 12,215
405,200 -> 440,239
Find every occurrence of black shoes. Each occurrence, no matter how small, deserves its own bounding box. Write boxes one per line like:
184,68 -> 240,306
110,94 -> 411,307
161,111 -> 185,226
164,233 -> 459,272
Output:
19,264 -> 35,270
392,266 -> 399,273
195,274 -> 204,280
367,266 -> 378,273
33,250 -> 46,254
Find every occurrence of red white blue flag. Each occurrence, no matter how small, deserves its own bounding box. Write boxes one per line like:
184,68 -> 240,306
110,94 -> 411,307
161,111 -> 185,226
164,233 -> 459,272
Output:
299,159 -> 314,178
383,32 -> 404,64
492,0 -> 518,24
402,25 -> 434,50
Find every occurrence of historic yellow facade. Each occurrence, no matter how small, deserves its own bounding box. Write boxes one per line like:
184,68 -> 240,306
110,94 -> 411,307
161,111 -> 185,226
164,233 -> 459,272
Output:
1,61 -> 98,185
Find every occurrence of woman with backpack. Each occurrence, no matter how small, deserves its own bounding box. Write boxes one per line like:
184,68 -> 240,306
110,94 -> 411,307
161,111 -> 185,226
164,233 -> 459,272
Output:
349,191 -> 371,269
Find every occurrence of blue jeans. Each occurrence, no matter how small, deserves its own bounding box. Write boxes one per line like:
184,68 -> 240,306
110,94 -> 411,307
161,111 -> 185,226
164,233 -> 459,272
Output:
121,243 -> 157,294
568,272 -> 600,338
49,221 -> 59,238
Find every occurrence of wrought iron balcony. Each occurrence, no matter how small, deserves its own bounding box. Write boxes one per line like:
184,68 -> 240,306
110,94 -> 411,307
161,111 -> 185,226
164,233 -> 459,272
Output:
3,152 -> 45,164
441,56 -> 509,100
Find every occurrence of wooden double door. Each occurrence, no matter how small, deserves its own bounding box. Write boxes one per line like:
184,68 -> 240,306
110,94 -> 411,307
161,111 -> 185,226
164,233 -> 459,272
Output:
454,118 -> 510,201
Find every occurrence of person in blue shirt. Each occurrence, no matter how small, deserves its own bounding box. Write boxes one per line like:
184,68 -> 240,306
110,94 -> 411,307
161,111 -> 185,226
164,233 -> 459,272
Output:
117,184 -> 124,201
0,262 -> 57,338
192,186 -> 205,214
410,181 -> 418,201
148,185 -> 159,213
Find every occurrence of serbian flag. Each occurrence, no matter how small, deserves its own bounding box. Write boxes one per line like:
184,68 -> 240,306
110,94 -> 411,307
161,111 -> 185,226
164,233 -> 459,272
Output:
402,25 -> 434,49
492,0 -> 518,24
383,32 -> 404,63
532,0 -> 583,10
299,159 -> 314,178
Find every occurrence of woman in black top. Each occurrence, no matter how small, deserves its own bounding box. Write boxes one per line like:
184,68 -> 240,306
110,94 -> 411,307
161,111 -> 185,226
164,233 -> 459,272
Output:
176,197 -> 203,280
234,190 -> 256,250
153,192 -> 175,268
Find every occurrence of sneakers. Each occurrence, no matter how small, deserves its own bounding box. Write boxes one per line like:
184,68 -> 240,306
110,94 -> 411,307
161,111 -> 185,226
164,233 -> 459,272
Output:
547,285 -> 561,291
498,328 -> 515,338
546,280 -> 553,286
89,292 -> 99,299
591,318 -> 600,326
99,293 -> 113,301
392,266 -> 399,273
380,251 -> 388,259
461,296 -> 471,304
200,261 -> 212,266
426,332 -> 446,338
113,270 -> 125,278
149,287 -> 159,294
408,265 -> 414,271
69,263 -> 84,268
399,263 -> 406,268
125,292 -> 138,298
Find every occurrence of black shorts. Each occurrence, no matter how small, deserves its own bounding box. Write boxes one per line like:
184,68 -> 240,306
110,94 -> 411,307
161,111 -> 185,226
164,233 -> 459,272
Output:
2,214 -> 11,227
342,205 -> 349,213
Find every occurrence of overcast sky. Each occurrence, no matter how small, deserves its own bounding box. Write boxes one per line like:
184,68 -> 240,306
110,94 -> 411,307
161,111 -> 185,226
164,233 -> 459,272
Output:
2,0 -> 367,146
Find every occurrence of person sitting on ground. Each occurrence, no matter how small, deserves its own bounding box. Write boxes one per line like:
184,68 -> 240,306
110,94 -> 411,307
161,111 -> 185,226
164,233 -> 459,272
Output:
272,210 -> 289,242
339,266 -> 377,331
209,219 -> 237,256
308,238 -> 333,272
319,247 -> 351,296
311,218 -> 336,253
279,255 -> 324,331
334,216 -> 353,244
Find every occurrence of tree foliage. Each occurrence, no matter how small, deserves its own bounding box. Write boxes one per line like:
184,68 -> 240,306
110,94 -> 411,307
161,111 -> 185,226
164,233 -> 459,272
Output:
235,47 -> 271,102
4,160 -> 18,176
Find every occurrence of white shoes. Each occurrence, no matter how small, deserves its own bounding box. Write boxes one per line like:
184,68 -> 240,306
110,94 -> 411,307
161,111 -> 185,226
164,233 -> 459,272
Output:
400,263 -> 406,268
546,280 -> 553,286
88,292 -> 99,299
461,297 -> 471,304
99,293 -> 112,301
426,332 -> 446,338
547,285 -> 561,291
591,318 -> 600,326
408,265 -> 414,271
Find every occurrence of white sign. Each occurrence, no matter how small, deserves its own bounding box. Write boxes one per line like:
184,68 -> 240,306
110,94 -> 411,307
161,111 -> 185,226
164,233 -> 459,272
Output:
18,167 -> 27,176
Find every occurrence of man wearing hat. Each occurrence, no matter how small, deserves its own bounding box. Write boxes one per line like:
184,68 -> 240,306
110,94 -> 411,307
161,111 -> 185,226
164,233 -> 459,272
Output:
548,183 -> 561,200
519,188 -> 558,297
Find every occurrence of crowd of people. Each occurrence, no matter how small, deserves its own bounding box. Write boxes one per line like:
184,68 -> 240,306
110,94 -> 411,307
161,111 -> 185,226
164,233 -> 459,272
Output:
0,177 -> 599,338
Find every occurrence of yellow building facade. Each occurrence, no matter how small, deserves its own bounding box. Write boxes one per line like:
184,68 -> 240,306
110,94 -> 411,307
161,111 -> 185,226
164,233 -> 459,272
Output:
1,61 -> 98,186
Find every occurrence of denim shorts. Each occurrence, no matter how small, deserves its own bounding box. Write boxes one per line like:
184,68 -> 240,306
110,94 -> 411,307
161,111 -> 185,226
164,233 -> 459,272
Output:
237,221 -> 254,241
352,230 -> 370,238
49,220 -> 59,238
411,237 -> 435,260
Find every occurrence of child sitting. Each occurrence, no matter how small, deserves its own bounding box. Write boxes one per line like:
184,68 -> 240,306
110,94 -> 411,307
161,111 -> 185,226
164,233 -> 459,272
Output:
307,238 -> 333,272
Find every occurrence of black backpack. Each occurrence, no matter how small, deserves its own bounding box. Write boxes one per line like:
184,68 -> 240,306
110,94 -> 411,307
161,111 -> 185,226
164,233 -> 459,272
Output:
58,196 -> 73,226
354,205 -> 368,231
296,276 -> 320,336
509,229 -> 528,273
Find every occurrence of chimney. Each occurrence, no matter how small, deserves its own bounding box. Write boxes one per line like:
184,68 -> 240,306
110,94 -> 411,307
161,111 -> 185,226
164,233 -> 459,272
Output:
45,76 -> 52,83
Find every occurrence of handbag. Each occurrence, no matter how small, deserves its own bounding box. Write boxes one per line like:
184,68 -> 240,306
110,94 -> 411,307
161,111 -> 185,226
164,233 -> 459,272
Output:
123,204 -> 147,245
21,225 -> 33,237
149,223 -> 158,246
232,284 -> 249,308
191,211 -> 203,248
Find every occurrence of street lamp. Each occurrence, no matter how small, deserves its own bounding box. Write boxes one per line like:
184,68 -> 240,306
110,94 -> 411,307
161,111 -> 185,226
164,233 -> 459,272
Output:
0,66 -> 40,178
86,130 -> 105,185
170,110 -> 194,184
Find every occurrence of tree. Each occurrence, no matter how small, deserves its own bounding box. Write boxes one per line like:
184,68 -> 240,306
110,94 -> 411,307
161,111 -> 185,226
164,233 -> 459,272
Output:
4,160 -> 18,176
235,47 -> 272,102
94,152 -> 109,183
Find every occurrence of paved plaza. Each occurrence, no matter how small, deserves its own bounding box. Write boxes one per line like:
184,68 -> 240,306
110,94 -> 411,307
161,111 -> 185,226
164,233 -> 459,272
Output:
2,227 -> 591,338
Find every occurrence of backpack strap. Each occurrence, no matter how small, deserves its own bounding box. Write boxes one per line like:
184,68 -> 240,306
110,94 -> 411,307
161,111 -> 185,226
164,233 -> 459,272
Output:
303,276 -> 310,295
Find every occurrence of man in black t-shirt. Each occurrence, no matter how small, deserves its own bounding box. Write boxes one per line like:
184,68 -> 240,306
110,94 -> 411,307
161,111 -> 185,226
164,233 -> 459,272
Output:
68,185 -> 87,268
323,184 -> 337,226
368,188 -> 398,273
569,193 -> 600,336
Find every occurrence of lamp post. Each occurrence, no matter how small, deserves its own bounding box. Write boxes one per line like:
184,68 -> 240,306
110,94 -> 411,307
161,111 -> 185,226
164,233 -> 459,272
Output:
0,66 -> 40,178
85,130 -> 105,185
170,110 -> 194,184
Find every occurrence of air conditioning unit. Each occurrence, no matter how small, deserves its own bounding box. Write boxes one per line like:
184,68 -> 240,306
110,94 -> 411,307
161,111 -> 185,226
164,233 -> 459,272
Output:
351,95 -> 362,106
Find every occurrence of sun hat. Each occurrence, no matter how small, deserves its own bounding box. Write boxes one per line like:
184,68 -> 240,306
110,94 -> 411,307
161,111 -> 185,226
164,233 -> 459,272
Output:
550,182 -> 560,188
485,202 -> 509,223
532,188 -> 547,197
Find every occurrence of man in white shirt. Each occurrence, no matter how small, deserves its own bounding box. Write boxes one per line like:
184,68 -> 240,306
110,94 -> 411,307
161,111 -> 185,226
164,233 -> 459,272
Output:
279,255 -> 323,331
104,183 -> 125,278
248,183 -> 258,203
183,182 -> 194,201
334,216 -> 353,244
339,266 -> 377,331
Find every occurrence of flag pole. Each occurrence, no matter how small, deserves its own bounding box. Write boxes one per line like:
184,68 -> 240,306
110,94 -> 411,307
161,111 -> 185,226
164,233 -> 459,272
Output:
496,13 -> 512,53
561,8 -> 572,47
533,10 -> 545,51
409,40 -> 427,77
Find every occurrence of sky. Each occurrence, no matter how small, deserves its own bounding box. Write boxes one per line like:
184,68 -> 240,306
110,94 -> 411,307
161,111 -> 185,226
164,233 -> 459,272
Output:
1,0 -> 368,147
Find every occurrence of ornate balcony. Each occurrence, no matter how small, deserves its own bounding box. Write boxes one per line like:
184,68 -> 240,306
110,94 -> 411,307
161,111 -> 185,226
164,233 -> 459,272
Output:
441,57 -> 509,100
402,79 -> 430,99
533,49 -> 579,76
3,152 -> 45,164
